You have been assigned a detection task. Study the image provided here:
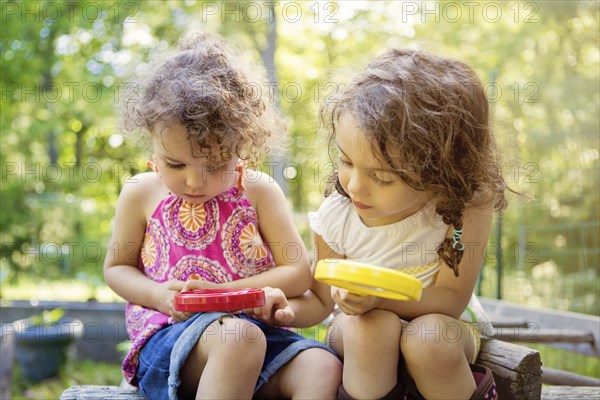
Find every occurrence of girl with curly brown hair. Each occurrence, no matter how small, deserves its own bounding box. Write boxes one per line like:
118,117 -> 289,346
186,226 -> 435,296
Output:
104,32 -> 341,399
251,49 -> 507,399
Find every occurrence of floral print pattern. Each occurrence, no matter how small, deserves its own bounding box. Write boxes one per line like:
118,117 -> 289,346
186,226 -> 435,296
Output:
169,255 -> 232,284
141,219 -> 169,279
163,196 -> 219,250
222,206 -> 273,277
123,185 -> 275,385
178,201 -> 207,232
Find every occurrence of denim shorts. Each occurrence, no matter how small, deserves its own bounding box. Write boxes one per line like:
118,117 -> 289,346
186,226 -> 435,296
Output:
136,312 -> 335,400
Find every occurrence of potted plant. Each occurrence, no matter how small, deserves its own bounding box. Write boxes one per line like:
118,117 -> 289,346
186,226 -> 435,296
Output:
14,308 -> 83,382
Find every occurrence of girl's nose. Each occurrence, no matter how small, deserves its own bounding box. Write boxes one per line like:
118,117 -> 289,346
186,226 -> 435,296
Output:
186,168 -> 206,189
347,169 -> 367,197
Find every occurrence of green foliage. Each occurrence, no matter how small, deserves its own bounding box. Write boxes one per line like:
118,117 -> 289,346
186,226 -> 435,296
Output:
12,359 -> 122,399
28,308 -> 65,326
1,1 -> 598,313
528,344 -> 600,379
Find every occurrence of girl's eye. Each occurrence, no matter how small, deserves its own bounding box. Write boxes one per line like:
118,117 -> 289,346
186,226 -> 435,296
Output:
371,172 -> 396,186
339,157 -> 351,166
373,178 -> 394,186
166,162 -> 185,170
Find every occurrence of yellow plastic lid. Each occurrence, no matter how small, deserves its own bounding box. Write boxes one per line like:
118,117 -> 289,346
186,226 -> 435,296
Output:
315,259 -> 423,301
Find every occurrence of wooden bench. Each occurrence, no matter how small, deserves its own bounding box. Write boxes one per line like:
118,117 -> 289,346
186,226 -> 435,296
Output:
478,337 -> 542,399
60,337 -> 545,399
540,385 -> 600,399
489,322 -> 600,387
61,385 -> 144,399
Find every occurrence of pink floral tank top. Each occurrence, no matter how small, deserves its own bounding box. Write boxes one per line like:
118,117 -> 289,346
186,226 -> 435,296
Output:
122,185 -> 276,385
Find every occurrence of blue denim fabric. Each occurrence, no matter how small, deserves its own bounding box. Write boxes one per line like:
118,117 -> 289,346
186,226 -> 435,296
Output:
136,312 -> 226,400
136,312 -> 334,400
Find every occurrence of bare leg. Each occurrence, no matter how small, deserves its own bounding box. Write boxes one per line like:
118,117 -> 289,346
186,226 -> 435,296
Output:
179,317 -> 266,399
330,309 -> 403,399
255,348 -> 342,399
401,313 -> 477,399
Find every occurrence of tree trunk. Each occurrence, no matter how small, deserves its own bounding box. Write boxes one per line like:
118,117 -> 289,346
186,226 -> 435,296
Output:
260,3 -> 288,196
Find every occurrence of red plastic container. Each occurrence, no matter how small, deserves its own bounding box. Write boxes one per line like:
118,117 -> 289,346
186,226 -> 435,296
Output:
174,288 -> 265,312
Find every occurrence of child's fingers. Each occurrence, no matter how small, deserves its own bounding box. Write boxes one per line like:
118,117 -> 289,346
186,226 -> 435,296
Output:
254,304 -> 271,321
333,287 -> 367,306
332,287 -> 378,315
336,302 -> 357,316
241,287 -> 294,325
168,280 -> 185,291
181,278 -> 216,292
180,311 -> 195,321
170,310 -> 188,322
168,301 -> 194,322
274,307 -> 295,324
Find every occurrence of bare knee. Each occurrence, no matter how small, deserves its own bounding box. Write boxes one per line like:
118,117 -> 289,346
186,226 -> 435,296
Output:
201,318 -> 266,362
300,350 -> 342,398
401,314 -> 466,367
300,349 -> 342,382
217,318 -> 266,356
342,310 -> 402,351
263,349 -> 342,399
344,309 -> 402,343
180,318 -> 266,396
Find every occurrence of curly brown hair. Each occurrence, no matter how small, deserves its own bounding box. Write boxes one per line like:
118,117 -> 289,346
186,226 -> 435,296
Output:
322,49 -> 509,276
120,31 -> 283,164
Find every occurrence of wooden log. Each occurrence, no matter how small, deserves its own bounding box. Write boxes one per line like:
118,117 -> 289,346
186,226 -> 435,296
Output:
541,385 -> 600,399
61,339 -> 544,399
542,367 -> 600,386
492,328 -> 596,344
490,319 -> 529,328
477,338 -> 542,400
59,385 -> 144,400
480,298 -> 600,357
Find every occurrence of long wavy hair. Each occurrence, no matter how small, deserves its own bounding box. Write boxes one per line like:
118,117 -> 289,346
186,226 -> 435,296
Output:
322,49 -> 509,276
120,31 -> 283,164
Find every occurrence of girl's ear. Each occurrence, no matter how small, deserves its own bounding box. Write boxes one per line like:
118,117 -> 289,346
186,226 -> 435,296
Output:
235,159 -> 246,191
147,155 -> 159,174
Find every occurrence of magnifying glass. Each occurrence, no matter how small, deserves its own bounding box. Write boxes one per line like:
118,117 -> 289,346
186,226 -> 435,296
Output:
315,259 -> 423,301
174,288 -> 266,312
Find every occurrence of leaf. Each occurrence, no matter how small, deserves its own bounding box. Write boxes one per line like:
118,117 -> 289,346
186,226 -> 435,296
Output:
29,308 -> 65,326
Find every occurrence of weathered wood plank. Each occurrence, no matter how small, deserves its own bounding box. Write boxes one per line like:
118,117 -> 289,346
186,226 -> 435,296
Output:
480,298 -> 600,357
59,385 -> 144,400
542,367 -> 600,386
493,328 -> 596,344
490,319 -> 529,328
61,339 -> 544,399
541,385 -> 600,399
477,338 -> 542,400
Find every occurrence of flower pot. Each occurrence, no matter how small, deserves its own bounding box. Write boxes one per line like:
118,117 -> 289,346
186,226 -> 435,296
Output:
14,316 -> 83,382
0,324 -> 16,398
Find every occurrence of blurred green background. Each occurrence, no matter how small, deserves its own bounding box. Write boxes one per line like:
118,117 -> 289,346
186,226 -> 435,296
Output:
1,0 -> 598,315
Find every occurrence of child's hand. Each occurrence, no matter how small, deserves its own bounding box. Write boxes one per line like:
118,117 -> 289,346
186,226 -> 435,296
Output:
180,275 -> 219,293
331,286 -> 382,316
246,287 -> 295,326
167,276 -> 220,322
163,280 -> 195,322
155,279 -> 184,316
152,279 -> 192,322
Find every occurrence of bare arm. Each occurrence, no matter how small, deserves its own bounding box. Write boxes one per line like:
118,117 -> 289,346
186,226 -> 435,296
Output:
263,202 -> 493,325
276,232 -> 342,328
103,173 -> 179,315
376,203 -> 494,320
